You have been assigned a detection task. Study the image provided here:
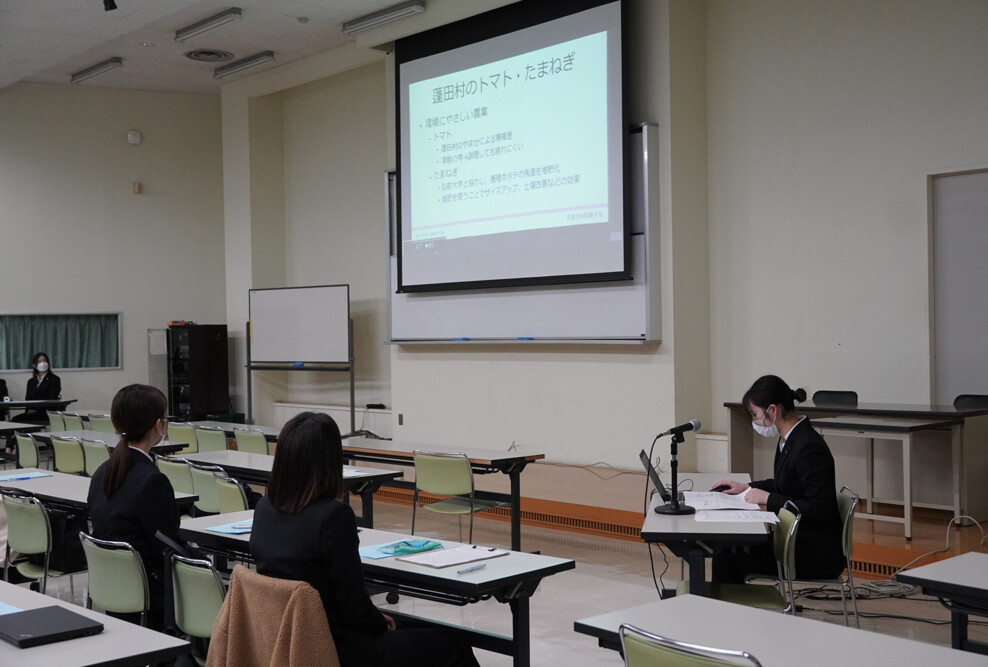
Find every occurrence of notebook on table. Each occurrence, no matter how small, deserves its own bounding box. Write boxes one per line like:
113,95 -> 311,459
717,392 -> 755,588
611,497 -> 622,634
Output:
0,605 -> 104,648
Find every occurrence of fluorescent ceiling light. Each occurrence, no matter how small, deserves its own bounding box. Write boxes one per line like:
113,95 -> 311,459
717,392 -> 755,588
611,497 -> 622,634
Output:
175,7 -> 243,43
213,50 -> 275,79
342,0 -> 425,35
70,57 -> 123,84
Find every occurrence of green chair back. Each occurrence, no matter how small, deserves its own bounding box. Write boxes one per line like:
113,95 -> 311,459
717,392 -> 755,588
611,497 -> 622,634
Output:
168,422 -> 199,455
619,623 -> 763,667
837,486 -> 858,561
89,414 -> 116,434
2,493 -> 56,594
14,433 -> 39,469
61,413 -> 84,431
51,436 -> 85,475
774,504 -> 800,582
157,457 -> 194,495
233,428 -> 269,455
80,532 -> 150,622
189,462 -> 225,514
172,554 -> 227,639
414,451 -> 474,496
47,411 -> 65,432
216,476 -> 249,514
81,438 -> 112,476
195,426 -> 229,454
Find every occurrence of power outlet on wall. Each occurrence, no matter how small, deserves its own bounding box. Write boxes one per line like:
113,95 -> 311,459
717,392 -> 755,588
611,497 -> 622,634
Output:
398,413 -> 403,426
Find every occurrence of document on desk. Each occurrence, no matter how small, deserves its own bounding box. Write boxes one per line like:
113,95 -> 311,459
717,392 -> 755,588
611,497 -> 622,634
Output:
682,491 -> 761,511
397,544 -> 510,568
695,510 -> 779,523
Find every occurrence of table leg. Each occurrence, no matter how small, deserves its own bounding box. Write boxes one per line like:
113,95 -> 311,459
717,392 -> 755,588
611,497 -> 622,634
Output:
360,486 -> 375,528
865,437 -> 874,514
952,424 -> 963,519
510,595 -> 531,667
903,434 -> 912,540
687,549 -> 706,596
952,609 -> 968,650
509,469 -> 522,551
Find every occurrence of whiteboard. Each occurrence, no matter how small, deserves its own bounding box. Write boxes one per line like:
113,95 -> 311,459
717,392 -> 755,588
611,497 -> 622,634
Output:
249,285 -> 350,364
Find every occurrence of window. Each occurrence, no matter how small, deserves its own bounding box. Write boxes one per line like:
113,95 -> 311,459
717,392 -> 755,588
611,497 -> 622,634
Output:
0,314 -> 121,371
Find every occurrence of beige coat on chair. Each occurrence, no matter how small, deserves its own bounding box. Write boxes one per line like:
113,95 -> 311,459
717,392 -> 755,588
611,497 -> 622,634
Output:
206,564 -> 340,667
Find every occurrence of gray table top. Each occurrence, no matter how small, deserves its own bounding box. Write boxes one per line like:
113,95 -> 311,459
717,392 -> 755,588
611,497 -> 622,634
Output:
0,421 -> 46,434
813,415 -> 963,431
574,595 -> 988,665
896,552 -> 988,598
643,472 -> 766,542
183,450 -> 403,483
0,398 -> 77,410
343,436 -> 545,466
0,580 -> 188,666
0,467 -> 196,508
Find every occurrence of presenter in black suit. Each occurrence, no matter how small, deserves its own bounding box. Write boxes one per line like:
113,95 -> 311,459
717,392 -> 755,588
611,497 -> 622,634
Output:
251,412 -> 479,667
88,384 -> 185,631
711,375 -> 844,583
11,352 -> 62,424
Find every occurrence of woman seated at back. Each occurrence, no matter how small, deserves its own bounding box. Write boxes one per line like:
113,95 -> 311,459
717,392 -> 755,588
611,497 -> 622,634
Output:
87,384 -> 186,631
251,412 -> 479,667
711,374 -> 845,584
12,352 -> 61,424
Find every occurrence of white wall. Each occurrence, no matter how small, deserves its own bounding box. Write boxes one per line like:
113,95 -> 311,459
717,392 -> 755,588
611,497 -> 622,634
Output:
0,83 -> 225,411
707,0 -> 988,427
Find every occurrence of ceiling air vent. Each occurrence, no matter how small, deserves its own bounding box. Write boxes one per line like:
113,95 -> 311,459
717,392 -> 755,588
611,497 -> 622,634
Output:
184,49 -> 233,63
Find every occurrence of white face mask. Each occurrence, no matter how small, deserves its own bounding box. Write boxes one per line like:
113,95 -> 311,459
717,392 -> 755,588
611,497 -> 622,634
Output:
752,406 -> 780,439
36,361 -> 49,373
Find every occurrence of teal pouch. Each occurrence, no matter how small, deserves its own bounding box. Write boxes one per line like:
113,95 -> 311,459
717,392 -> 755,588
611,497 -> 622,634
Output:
379,539 -> 442,555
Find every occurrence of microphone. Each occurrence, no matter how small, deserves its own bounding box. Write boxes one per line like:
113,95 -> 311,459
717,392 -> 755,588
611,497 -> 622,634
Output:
660,419 -> 701,437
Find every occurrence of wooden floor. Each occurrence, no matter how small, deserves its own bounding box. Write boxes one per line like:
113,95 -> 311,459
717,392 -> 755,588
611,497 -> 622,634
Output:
852,504 -> 988,579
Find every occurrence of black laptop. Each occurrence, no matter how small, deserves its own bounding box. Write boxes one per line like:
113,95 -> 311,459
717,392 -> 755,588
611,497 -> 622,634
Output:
638,449 -> 683,504
0,605 -> 104,648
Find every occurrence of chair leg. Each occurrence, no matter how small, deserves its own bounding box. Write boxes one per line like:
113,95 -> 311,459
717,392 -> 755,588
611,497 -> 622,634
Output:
468,512 -> 474,545
457,515 -> 463,543
411,490 -> 418,535
838,583 -> 849,626
847,570 -> 860,628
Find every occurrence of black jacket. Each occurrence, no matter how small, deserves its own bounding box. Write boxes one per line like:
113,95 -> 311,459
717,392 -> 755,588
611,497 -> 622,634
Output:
26,372 -> 61,401
749,417 -> 845,578
88,451 -> 182,610
251,496 -> 389,666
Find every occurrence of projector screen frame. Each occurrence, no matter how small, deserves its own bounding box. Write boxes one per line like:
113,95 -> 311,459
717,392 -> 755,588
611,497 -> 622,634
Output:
395,0 -> 629,294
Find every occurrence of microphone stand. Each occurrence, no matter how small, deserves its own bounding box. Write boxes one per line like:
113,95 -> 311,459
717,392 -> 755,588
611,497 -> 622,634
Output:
653,430 -> 695,515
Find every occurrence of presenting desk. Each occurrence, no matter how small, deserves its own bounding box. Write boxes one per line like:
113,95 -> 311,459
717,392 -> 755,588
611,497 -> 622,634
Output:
642,472 -> 764,596
183,450 -> 403,527
896,552 -> 988,655
812,415 -> 962,539
0,580 -> 189,666
181,510 -> 574,667
574,594 -> 988,665
343,437 -> 545,552
0,468 -> 197,514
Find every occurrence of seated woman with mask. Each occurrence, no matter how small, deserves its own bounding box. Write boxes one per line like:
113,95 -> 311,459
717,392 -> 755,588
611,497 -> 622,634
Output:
710,374 -> 844,584
11,352 -> 62,424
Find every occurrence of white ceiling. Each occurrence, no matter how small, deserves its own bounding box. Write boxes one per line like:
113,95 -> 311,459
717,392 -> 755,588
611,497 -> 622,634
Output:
0,0 -> 403,94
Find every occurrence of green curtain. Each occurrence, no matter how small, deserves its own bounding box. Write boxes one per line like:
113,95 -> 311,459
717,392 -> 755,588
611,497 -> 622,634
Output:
0,314 -> 119,370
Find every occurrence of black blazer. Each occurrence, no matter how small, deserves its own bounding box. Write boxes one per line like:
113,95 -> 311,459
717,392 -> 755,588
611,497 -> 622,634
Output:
88,451 -> 182,610
251,496 -> 389,666
0,379 -> 7,419
26,372 -> 61,401
749,418 -> 844,578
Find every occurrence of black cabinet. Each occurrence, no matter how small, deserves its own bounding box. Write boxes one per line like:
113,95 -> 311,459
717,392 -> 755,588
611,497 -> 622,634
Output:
167,325 -> 229,421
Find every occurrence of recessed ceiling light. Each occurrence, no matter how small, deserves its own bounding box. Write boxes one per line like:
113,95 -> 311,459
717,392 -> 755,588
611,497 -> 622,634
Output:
140,42 -> 155,48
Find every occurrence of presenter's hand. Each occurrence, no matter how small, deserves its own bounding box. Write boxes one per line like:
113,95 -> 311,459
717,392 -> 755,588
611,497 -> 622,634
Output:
744,487 -> 770,506
713,480 -> 749,495
382,613 -> 396,631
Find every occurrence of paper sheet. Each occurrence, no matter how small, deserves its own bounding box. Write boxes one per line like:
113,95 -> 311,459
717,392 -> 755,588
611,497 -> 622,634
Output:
695,510 -> 779,523
396,544 -> 510,568
682,491 -> 761,511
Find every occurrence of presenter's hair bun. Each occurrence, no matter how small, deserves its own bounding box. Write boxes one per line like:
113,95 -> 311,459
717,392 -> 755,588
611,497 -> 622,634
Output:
793,387 -> 807,403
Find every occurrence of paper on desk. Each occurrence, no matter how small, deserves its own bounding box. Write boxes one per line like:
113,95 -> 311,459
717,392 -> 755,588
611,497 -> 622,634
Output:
695,510 -> 779,523
205,518 -> 253,534
682,491 -> 761,511
396,544 -> 510,568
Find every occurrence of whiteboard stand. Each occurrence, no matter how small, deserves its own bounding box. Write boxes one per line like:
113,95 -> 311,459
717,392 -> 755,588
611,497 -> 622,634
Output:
244,319 -> 357,436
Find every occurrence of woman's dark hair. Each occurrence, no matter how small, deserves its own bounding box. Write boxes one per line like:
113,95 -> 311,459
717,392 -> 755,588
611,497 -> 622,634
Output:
267,412 -> 344,514
30,352 -> 51,378
102,384 -> 167,497
742,374 -> 807,416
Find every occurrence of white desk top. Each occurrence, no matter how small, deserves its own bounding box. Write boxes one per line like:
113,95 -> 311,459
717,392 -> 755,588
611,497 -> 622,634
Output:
813,415 -> 963,431
0,468 -> 196,508
896,552 -> 988,594
0,580 -> 188,666
643,472 -> 766,541
574,595 -> 988,665
183,450 -> 403,482
0,421 -> 46,434
344,436 -> 545,465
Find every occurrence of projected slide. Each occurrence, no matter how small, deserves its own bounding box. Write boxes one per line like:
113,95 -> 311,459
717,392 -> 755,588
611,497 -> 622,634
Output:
407,32 -> 608,243
398,0 -> 625,292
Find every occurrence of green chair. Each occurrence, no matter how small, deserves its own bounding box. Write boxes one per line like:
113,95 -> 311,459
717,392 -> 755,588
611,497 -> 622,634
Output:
1,491 -> 66,595
172,553 -> 227,663
80,532 -> 150,626
47,411 -> 66,432
195,425 -> 229,454
157,456 -> 194,495
51,435 -> 85,475
678,503 -> 801,614
14,432 -> 40,469
81,438 -> 112,477
189,462 -> 227,515
216,476 -> 249,514
88,414 -> 116,435
61,412 -> 84,431
789,486 -> 860,627
168,422 -> 199,455
233,428 -> 269,455
411,450 -> 500,543
619,623 -> 763,667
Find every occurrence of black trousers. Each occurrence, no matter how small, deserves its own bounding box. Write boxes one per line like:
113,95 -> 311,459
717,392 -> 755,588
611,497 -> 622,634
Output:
711,542 -> 778,584
341,616 -> 480,667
